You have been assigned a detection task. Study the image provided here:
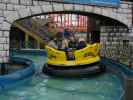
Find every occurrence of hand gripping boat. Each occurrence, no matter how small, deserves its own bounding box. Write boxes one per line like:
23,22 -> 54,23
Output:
43,43 -> 105,77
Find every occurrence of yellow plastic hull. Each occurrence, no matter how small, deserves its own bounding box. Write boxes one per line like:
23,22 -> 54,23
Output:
43,43 -> 105,77
45,43 -> 100,67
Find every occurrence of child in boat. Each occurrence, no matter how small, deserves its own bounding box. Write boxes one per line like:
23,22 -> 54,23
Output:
66,48 -> 75,60
77,37 -> 87,49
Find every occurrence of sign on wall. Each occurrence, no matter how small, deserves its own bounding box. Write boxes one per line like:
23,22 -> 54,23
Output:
44,0 -> 120,7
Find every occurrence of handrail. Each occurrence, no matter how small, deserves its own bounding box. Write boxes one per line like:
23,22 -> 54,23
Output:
13,22 -> 46,44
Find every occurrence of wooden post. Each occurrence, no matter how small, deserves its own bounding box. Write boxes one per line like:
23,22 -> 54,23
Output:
87,16 -> 90,43
1,63 -> 7,75
37,40 -> 40,49
25,33 -> 29,48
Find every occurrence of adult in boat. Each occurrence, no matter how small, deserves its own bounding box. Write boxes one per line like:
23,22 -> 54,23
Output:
48,32 -> 69,50
43,16 -> 59,42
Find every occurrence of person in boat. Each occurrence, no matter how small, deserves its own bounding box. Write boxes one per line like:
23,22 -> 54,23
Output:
45,22 -> 58,38
68,36 -> 77,49
43,16 -> 59,41
47,38 -> 58,49
66,48 -> 75,60
77,37 -> 87,49
63,28 -> 75,39
48,32 -> 68,50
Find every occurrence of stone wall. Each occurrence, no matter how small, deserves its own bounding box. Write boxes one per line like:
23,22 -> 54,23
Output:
100,26 -> 133,66
0,0 -> 132,63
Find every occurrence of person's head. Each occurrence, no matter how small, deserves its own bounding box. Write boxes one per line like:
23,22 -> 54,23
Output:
46,22 -> 55,29
68,51 -> 73,57
56,32 -> 63,40
71,26 -> 76,32
45,22 -> 58,35
58,27 -> 64,33
67,48 -> 74,60
47,16 -> 54,23
64,28 -> 70,32
79,37 -> 85,42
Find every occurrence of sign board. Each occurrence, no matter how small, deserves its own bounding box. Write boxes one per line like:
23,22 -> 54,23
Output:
44,0 -> 120,7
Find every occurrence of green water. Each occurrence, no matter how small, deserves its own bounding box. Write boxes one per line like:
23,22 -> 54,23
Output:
0,53 -> 124,100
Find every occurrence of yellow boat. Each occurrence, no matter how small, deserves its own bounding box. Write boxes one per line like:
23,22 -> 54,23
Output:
43,43 -> 105,77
